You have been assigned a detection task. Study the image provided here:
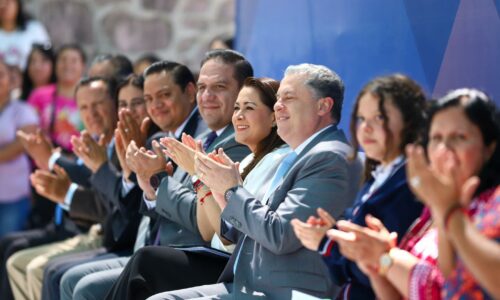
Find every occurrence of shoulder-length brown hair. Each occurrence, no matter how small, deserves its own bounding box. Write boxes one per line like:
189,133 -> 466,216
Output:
349,74 -> 427,182
240,77 -> 285,180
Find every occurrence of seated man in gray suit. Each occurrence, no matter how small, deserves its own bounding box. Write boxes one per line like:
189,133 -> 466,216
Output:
150,63 -> 362,299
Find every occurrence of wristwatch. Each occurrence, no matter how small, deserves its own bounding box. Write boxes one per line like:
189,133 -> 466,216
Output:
378,248 -> 396,276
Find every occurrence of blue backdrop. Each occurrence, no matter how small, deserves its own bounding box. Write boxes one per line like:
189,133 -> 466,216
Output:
235,0 -> 500,135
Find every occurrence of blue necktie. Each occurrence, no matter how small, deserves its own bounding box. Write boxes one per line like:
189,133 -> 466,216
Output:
203,131 -> 218,151
54,205 -> 63,225
262,151 -> 298,202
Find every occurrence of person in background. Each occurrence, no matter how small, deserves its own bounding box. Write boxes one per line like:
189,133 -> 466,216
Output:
7,63 -> 22,99
7,76 -> 118,300
209,35 -> 234,50
0,0 -> 50,70
133,54 -> 161,75
0,54 -> 132,300
21,43 -> 56,101
407,89 -> 500,299
292,74 -> 426,299
0,58 -> 39,238
88,54 -> 133,81
27,44 -> 86,154
326,89 -> 500,299
20,44 -> 56,231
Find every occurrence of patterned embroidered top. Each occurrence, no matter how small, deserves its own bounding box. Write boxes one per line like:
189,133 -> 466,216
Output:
443,186 -> 500,300
401,208 -> 443,300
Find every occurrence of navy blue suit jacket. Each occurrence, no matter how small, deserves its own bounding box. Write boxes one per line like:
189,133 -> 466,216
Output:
321,162 -> 423,299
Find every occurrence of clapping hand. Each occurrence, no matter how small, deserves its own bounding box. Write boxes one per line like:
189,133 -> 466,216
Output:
126,140 -> 166,179
114,128 -> 132,180
194,147 -> 241,194
160,133 -> 199,176
327,215 -> 397,276
117,109 -> 150,148
71,130 -> 108,173
30,165 -> 71,204
17,129 -> 54,170
406,144 -> 479,222
125,140 -> 167,200
291,208 -> 336,251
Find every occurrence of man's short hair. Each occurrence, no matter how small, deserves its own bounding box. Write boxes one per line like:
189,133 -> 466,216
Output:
284,64 -> 344,123
91,54 -> 134,80
75,76 -> 118,105
135,53 -> 161,67
200,49 -> 253,87
143,61 -> 195,92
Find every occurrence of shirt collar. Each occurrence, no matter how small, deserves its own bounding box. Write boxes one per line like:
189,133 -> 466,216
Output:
371,155 -> 405,179
294,125 -> 334,156
215,125 -> 227,137
170,107 -> 198,139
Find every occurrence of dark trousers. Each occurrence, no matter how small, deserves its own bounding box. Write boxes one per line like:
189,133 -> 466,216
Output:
105,246 -> 229,300
0,224 -> 74,300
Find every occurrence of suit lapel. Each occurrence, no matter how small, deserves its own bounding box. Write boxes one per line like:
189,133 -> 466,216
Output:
182,108 -> 202,139
350,164 -> 407,218
294,126 -> 340,162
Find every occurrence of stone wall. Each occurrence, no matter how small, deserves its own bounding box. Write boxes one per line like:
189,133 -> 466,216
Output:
24,0 -> 235,72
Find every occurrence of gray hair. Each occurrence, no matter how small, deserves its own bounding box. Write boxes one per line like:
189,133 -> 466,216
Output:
284,63 -> 344,123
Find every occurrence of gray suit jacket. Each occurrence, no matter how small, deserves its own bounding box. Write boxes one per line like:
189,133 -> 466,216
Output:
153,125 -> 250,247
221,126 -> 362,299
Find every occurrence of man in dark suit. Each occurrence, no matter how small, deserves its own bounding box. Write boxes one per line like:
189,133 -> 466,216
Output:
150,63 -> 362,299
6,76 -> 121,300
102,50 -> 253,300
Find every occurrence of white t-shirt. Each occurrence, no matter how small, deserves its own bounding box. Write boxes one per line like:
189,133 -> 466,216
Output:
0,99 -> 39,202
0,20 -> 51,70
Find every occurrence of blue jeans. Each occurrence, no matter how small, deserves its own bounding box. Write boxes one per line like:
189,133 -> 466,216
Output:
0,196 -> 31,238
